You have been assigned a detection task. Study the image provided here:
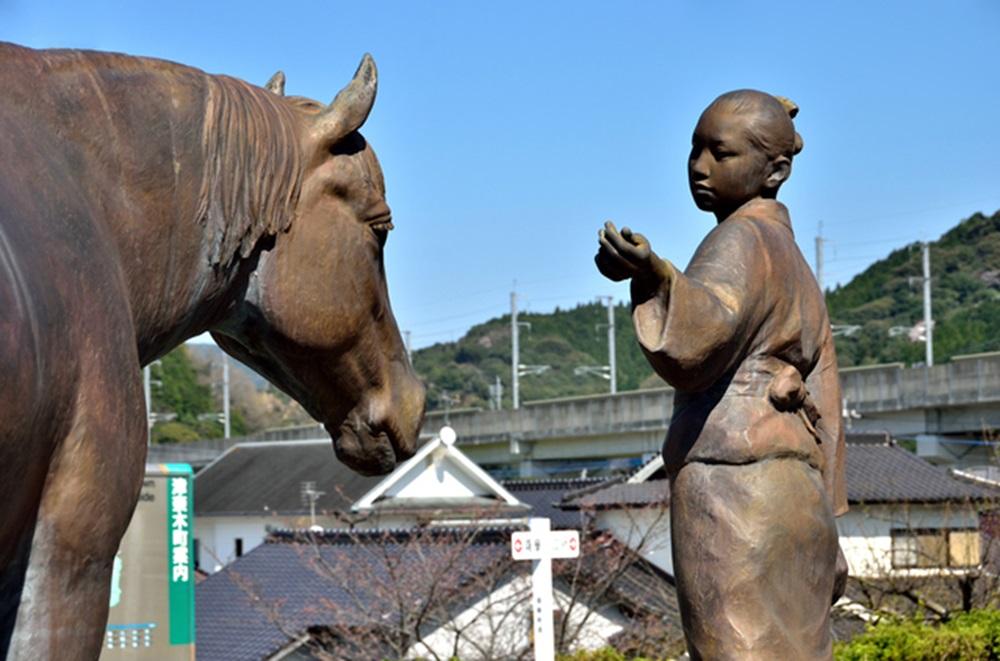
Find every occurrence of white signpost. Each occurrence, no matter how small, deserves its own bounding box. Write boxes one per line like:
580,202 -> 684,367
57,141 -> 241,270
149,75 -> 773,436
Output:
511,517 -> 580,661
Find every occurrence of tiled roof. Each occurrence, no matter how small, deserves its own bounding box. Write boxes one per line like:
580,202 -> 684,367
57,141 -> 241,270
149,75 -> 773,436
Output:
558,441 -> 995,510
196,526 -> 681,660
845,442 -> 995,504
194,441 -> 385,516
501,477 -> 604,527
562,481 -> 669,511
196,528 -> 512,661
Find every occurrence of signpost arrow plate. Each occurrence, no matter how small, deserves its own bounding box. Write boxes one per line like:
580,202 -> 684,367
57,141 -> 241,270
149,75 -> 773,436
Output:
511,529 -> 580,560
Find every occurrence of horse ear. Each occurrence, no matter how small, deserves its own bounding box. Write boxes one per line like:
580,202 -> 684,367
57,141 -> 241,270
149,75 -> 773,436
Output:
265,71 -> 286,96
312,54 -> 377,147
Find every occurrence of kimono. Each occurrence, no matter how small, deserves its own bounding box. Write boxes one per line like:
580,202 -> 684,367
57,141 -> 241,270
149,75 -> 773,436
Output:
631,198 -> 847,660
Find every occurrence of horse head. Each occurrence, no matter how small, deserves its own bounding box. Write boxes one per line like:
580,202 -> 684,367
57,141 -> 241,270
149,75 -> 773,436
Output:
213,55 -> 425,476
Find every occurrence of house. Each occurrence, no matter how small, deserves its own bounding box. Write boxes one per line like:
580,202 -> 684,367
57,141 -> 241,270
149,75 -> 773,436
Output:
837,435 -> 997,577
193,439 -> 386,571
194,429 -> 543,571
195,527 -> 684,660
562,478 -> 673,575
195,429 -> 685,659
559,434 -> 998,579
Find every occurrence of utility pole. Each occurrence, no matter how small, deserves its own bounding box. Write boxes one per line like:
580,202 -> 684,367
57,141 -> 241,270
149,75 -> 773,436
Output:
301,481 -> 325,529
603,296 -> 617,394
143,365 -> 153,444
403,330 -> 413,363
922,241 -> 934,367
511,291 -> 520,410
815,220 -> 825,292
222,353 -> 231,439
510,289 -> 548,409
489,375 -> 503,411
143,360 -> 162,444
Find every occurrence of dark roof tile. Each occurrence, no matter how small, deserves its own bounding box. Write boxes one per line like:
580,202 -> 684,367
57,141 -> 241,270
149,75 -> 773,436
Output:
501,477 -> 603,527
845,443 -> 994,504
563,481 -> 669,510
196,528 -> 512,660
194,441 -> 385,516
560,443 -> 995,510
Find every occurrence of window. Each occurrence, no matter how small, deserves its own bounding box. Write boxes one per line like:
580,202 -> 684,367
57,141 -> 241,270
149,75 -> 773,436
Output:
235,538 -> 244,558
949,530 -> 981,567
891,528 -> 980,569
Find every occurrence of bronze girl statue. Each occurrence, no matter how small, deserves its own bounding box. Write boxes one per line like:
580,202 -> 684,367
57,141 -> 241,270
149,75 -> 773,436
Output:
596,90 -> 847,659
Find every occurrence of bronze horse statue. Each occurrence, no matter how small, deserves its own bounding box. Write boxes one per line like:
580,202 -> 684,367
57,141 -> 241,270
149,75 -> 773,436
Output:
0,42 -> 425,658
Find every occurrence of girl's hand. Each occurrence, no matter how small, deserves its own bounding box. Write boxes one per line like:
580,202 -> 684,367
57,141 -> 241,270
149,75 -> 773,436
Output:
595,221 -> 671,285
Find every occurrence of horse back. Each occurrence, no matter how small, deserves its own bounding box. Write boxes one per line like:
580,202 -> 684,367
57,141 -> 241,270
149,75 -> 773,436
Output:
0,44 -> 141,458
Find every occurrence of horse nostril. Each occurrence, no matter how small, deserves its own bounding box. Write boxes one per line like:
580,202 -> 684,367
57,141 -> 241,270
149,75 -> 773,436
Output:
330,422 -> 397,476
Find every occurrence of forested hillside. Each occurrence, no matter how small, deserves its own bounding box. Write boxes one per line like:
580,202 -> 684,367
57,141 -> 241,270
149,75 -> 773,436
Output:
827,209 -> 1000,366
149,345 -> 311,443
415,208 -> 1000,409
412,301 -> 658,410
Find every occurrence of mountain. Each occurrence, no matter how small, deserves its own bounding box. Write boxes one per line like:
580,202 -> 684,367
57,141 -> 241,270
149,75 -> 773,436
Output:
412,301 -> 661,411
827,209 -> 1000,366
414,208 -> 1000,410
150,344 -> 312,443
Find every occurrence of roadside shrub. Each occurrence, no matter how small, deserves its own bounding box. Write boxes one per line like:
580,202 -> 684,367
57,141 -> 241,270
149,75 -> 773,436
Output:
557,649 -> 673,661
835,609 -> 1000,660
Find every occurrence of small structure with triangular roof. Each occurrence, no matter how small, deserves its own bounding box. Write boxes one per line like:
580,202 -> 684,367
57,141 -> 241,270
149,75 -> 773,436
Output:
351,426 -> 530,528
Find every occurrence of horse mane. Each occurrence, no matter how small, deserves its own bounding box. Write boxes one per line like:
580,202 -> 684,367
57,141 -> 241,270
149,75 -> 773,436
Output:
195,74 -> 303,268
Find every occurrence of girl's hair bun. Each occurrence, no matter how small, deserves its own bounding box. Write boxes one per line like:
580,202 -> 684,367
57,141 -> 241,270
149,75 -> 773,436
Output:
773,95 -> 803,155
774,95 -> 799,119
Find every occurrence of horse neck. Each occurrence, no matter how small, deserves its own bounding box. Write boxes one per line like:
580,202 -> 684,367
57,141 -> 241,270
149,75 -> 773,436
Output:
51,50 -> 301,363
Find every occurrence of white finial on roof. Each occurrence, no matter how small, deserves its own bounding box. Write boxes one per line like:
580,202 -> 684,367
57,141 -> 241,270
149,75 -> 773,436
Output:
439,426 -> 457,446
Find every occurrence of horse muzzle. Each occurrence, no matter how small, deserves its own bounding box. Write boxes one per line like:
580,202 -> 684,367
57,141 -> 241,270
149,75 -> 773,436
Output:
329,420 -> 404,476
328,363 -> 425,476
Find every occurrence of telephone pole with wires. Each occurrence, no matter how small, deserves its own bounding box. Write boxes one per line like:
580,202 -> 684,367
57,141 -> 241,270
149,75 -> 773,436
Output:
510,289 -> 549,409
815,220 -> 826,292
604,296 -> 617,394
574,296 -> 617,394
922,241 -> 934,367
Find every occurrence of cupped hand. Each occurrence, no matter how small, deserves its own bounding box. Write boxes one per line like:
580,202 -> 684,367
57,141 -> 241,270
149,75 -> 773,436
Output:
595,221 -> 665,283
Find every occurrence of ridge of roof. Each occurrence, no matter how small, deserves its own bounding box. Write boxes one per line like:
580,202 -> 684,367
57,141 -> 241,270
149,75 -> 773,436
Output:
560,474 -> 627,504
265,526 -> 523,545
501,476 -> 607,490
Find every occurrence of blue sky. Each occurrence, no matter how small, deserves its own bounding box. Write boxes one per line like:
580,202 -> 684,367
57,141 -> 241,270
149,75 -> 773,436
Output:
4,1 -> 999,348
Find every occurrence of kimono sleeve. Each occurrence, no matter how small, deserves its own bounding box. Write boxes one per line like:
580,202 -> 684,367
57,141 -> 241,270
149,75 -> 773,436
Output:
631,219 -> 770,392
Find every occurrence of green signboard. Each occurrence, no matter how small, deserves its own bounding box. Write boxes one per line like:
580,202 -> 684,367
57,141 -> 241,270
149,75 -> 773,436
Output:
101,464 -> 195,659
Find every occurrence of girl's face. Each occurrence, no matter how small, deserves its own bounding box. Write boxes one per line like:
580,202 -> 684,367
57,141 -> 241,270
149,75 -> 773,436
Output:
688,103 -> 772,217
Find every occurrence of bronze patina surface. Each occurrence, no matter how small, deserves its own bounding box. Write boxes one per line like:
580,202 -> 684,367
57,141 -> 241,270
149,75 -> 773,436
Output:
596,90 -> 847,659
0,43 -> 424,658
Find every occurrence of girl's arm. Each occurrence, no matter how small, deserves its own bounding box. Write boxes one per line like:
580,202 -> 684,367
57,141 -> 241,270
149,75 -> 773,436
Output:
631,220 -> 770,392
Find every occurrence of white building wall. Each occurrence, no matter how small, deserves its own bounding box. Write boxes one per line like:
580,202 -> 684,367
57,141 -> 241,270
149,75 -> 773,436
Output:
586,502 -> 980,581
195,513 -> 345,573
410,578 -> 624,660
387,452 -> 486,499
594,508 -> 673,576
836,503 -> 981,577
352,513 -> 420,530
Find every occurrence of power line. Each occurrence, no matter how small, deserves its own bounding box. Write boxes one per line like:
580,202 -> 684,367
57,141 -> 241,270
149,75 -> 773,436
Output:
829,235 -> 922,248
406,304 -> 508,329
